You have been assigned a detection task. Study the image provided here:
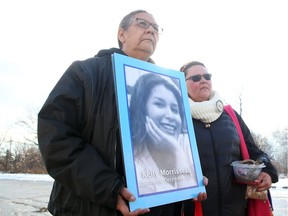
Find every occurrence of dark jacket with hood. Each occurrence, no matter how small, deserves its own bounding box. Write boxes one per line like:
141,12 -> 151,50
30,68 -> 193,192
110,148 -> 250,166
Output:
38,48 -> 182,216
183,110 -> 278,216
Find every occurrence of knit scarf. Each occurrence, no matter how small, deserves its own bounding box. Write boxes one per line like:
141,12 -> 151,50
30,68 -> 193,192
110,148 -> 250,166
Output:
189,91 -> 224,123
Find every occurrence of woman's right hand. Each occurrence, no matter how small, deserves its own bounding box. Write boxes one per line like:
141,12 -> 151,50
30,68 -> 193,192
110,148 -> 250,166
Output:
145,116 -> 191,173
145,116 -> 180,153
116,187 -> 150,216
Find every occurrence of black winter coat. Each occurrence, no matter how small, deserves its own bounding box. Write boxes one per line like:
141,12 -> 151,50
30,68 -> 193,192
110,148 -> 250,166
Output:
38,48 -> 184,216
183,111 -> 278,216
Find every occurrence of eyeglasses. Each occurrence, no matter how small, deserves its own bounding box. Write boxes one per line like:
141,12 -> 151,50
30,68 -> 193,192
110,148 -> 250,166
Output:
135,18 -> 163,34
186,74 -> 212,82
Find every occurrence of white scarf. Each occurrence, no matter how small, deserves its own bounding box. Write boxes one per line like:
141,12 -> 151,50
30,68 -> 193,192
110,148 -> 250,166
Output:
189,91 -> 224,123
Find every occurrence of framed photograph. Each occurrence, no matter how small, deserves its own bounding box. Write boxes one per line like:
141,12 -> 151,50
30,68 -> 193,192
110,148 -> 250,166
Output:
112,53 -> 205,211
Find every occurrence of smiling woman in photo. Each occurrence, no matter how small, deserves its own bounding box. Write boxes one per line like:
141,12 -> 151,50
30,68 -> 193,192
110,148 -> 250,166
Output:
129,73 -> 197,195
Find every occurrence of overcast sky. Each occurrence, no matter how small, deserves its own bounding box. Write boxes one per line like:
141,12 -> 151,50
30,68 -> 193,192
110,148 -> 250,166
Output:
1,0 -> 287,141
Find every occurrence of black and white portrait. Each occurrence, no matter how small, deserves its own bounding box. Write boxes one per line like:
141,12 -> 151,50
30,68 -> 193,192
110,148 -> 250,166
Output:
125,67 -> 197,195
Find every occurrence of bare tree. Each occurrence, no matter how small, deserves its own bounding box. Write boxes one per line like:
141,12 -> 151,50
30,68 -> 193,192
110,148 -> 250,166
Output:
0,132 -> 8,168
0,107 -> 48,173
237,86 -> 244,116
272,127 -> 288,176
0,129 -> 8,147
15,107 -> 38,146
251,131 -> 272,157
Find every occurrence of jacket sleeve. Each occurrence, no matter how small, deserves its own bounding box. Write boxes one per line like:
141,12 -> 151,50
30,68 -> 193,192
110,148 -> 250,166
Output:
235,111 -> 278,183
37,61 -> 125,208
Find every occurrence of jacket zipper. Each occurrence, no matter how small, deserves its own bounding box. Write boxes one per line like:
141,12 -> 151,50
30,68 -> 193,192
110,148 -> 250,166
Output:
209,126 -> 223,216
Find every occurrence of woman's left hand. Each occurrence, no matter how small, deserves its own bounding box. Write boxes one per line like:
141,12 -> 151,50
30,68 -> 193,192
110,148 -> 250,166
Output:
254,172 -> 272,192
193,176 -> 208,201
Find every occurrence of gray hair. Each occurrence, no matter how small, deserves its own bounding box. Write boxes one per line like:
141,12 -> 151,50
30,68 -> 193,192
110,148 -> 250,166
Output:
118,10 -> 148,49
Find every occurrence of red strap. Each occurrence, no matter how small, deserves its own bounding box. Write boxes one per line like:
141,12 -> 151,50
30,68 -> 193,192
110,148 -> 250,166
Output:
191,105 -> 253,216
224,105 -> 272,216
224,105 -> 249,159
194,201 -> 203,216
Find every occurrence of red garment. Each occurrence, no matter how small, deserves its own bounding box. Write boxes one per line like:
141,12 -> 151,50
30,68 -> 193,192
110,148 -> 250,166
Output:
224,105 -> 272,216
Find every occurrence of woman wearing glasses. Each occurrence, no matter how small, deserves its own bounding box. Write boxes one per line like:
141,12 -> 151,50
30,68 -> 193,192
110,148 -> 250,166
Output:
129,73 -> 197,195
180,61 -> 278,216
38,9 -> 206,216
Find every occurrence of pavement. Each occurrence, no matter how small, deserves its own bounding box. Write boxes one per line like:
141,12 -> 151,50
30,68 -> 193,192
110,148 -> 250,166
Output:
0,178 -> 287,216
0,179 -> 53,216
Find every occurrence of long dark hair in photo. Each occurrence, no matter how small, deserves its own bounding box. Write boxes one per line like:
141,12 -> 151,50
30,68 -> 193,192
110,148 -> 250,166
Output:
129,73 -> 186,156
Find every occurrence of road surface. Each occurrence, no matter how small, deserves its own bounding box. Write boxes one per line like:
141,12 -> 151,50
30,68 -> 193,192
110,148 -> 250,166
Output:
0,178 -> 287,216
